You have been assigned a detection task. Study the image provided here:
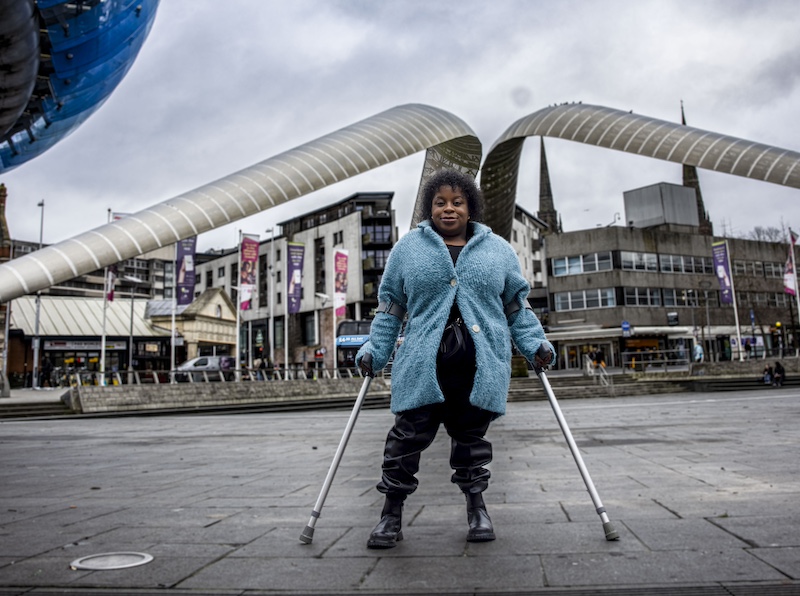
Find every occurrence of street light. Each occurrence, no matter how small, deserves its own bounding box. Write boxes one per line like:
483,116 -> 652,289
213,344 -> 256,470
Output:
123,275 -> 142,380
32,200 -> 44,389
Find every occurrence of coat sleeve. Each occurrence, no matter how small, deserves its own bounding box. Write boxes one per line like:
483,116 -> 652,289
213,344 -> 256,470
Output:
355,240 -> 407,372
499,241 -> 556,365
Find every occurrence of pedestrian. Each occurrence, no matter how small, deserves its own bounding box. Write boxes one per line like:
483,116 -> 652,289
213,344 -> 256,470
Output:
773,361 -> 785,387
595,348 -> 606,369
693,343 -> 704,363
356,169 -> 555,549
763,364 -> 773,385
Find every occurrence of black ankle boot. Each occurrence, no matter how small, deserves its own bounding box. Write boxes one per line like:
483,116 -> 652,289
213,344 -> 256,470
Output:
465,492 -> 495,542
367,497 -> 404,549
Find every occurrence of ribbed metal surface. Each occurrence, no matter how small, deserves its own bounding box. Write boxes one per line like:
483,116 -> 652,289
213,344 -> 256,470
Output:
482,103 -> 800,240
0,103 -> 480,302
9,294 -> 166,337
0,0 -> 39,138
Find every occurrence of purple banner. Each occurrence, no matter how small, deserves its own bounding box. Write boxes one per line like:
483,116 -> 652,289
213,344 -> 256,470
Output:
334,248 -> 348,317
239,234 -> 259,311
711,240 -> 733,304
287,242 -> 305,314
176,236 -> 197,306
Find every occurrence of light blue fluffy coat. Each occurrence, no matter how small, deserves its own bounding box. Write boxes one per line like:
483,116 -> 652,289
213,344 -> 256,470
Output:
356,220 -> 554,417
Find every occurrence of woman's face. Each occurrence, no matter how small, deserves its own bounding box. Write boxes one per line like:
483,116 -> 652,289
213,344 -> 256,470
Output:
431,185 -> 470,241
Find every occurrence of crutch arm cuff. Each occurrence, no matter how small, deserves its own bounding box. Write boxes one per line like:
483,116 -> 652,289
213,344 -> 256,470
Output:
377,300 -> 406,319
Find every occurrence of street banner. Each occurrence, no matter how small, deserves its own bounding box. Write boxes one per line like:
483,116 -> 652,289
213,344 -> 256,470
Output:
176,236 -> 197,306
334,248 -> 348,317
287,242 -> 305,314
711,240 -> 733,304
784,230 -> 798,296
785,256 -> 796,296
106,264 -> 117,301
239,234 -> 259,311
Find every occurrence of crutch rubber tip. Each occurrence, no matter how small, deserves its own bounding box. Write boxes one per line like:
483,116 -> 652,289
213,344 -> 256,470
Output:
299,526 -> 315,544
603,521 -> 620,541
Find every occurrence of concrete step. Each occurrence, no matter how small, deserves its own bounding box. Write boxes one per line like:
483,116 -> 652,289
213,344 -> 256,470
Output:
0,401 -> 76,420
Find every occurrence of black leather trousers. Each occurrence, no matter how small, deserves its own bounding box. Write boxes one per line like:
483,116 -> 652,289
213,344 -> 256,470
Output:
376,352 -> 494,498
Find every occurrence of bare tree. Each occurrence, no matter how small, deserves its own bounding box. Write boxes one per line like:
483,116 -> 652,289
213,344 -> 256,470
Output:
747,226 -> 784,242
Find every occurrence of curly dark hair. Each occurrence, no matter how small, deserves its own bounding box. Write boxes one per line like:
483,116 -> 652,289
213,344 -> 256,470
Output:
419,169 -> 484,222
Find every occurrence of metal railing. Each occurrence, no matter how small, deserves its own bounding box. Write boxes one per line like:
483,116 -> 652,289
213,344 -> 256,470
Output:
65,366 -> 379,387
583,355 -> 614,395
621,349 -> 690,373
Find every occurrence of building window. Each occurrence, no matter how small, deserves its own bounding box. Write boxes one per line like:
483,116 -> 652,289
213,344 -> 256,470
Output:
315,237 -> 326,294
362,223 -> 391,243
333,231 -> 343,245
764,262 -> 784,278
624,287 -> 662,306
302,313 -> 317,345
363,249 -> 390,269
733,260 -> 764,276
621,251 -> 658,271
275,318 -> 284,348
217,267 -> 225,278
552,252 -> 612,276
554,288 -> 616,311
768,292 -> 788,307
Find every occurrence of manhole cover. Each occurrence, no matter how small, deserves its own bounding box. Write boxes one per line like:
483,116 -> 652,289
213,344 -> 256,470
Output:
70,552 -> 154,570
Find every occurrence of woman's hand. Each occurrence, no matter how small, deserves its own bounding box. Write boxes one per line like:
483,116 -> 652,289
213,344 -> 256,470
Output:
359,352 -> 375,377
534,344 -> 553,369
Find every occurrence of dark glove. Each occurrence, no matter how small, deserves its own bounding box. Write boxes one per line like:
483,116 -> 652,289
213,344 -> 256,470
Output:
359,352 -> 375,377
533,344 -> 553,370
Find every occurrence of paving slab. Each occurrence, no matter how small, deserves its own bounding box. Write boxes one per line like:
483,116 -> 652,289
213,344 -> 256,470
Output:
1,387 -> 799,594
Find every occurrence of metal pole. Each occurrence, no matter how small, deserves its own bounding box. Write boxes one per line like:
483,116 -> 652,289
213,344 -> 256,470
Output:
789,228 -> 800,356
300,375 -> 373,544
32,200 -> 44,389
129,284 -> 135,373
331,249 -> 337,379
284,239 -> 289,377
170,245 -> 177,380
268,228 -> 275,369
725,241 -> 744,361
236,230 -> 242,381
99,209 -> 111,386
2,300 -> 11,395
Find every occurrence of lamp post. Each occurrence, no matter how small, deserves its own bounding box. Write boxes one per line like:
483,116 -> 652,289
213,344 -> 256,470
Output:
699,280 -> 712,361
32,200 -> 44,388
123,275 -> 142,382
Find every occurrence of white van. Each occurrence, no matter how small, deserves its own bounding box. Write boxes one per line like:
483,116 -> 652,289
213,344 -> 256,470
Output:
175,355 -> 235,382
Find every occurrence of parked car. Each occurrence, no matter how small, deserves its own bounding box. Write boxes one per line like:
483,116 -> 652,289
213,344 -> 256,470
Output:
175,356 -> 235,382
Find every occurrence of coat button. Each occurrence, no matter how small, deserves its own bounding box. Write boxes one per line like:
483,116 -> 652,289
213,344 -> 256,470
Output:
472,324 -> 480,333
450,279 -> 457,287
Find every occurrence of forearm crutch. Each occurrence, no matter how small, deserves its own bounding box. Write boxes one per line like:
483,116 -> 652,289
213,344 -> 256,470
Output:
534,348 -> 619,541
300,375 -> 373,544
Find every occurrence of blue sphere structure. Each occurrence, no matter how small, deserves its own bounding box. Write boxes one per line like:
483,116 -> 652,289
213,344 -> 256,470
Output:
0,0 -> 159,173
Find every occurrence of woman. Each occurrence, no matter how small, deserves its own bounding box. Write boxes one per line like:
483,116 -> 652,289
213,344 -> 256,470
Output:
356,169 -> 554,549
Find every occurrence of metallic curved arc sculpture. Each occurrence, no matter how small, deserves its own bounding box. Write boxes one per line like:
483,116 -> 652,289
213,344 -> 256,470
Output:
481,103 -> 800,240
0,103 -> 481,303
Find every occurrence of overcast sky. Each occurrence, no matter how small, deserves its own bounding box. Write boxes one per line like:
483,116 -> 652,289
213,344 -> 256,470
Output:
2,0 -> 799,252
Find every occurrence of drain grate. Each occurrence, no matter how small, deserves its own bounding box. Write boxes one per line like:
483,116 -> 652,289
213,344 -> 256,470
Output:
70,551 -> 153,570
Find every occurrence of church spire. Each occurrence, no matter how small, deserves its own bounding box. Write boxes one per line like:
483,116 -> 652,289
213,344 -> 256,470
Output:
537,137 -> 560,234
681,101 -> 713,235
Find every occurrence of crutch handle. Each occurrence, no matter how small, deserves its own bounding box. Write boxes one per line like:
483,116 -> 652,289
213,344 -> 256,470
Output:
532,344 -> 552,375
